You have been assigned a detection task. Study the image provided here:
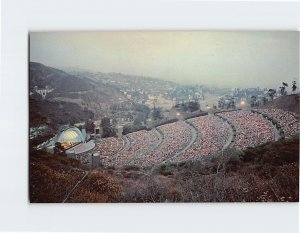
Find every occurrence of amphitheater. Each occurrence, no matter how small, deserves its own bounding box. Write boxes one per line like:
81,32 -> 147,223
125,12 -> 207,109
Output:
92,109 -> 299,168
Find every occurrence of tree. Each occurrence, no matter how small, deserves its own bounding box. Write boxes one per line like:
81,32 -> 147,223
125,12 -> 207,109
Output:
85,119 -> 95,133
262,96 -> 267,105
250,96 -> 257,107
152,107 -> 164,120
100,117 -> 111,128
123,124 -> 147,135
292,81 -> 297,93
228,98 -> 236,109
133,113 -> 145,126
70,116 -> 77,126
187,101 -> 200,112
54,142 -> 65,156
100,117 -> 116,138
218,98 -> 225,109
267,89 -> 276,100
279,86 -> 286,96
281,82 -> 288,96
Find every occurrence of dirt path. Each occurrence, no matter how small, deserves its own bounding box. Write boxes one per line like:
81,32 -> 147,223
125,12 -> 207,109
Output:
214,113 -> 235,148
175,121 -> 198,156
62,170 -> 90,203
163,121 -> 198,163
116,135 -> 131,155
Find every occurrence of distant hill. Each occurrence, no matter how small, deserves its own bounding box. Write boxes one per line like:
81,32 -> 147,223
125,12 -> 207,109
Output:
29,62 -> 125,104
63,69 -> 179,95
262,94 -> 300,115
29,62 -> 128,127
30,62 -> 94,93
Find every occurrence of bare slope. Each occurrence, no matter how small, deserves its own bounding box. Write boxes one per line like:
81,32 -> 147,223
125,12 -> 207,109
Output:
262,94 -> 300,115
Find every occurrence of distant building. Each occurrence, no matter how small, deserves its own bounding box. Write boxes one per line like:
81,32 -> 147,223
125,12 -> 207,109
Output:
74,122 -> 85,128
34,86 -> 54,100
93,127 -> 102,138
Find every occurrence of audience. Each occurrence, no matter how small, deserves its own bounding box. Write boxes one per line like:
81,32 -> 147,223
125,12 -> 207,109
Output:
217,110 -> 275,149
137,121 -> 193,166
170,115 -> 230,162
113,129 -> 161,167
92,109 -> 297,167
258,108 -> 299,138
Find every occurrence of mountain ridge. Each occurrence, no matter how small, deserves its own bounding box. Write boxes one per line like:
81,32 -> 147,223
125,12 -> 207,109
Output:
29,62 -> 94,93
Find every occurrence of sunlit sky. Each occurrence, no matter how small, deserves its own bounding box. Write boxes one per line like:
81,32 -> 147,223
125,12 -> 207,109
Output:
30,31 -> 299,88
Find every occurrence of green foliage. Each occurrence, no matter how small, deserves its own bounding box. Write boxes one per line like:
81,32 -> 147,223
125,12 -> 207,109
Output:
100,117 -> 116,137
29,97 -> 94,128
156,163 -> 175,176
85,119 -> 95,133
152,107 -> 164,120
187,101 -> 200,112
123,165 -> 141,171
122,124 -> 147,135
29,133 -> 55,147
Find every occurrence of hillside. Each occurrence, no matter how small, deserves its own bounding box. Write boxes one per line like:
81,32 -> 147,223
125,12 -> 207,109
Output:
30,62 -> 94,93
29,150 -> 89,203
29,135 -> 299,203
64,69 -> 178,88
29,62 -> 128,126
30,62 -> 125,103
262,94 -> 300,115
29,97 -> 94,127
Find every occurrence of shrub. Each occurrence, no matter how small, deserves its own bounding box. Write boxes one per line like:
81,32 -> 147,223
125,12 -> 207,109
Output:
123,165 -> 141,171
156,164 -> 174,176
67,171 -> 124,203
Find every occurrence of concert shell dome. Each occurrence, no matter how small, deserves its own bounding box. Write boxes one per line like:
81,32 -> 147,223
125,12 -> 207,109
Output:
56,127 -> 85,149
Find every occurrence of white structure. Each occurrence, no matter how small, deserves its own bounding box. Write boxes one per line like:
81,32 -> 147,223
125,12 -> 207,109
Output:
56,127 -> 86,145
39,126 -> 96,165
94,127 -> 102,138
92,153 -> 101,168
116,125 -> 124,138
34,86 -> 54,99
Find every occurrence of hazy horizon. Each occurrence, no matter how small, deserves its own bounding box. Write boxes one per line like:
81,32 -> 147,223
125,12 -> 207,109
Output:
30,31 -> 299,88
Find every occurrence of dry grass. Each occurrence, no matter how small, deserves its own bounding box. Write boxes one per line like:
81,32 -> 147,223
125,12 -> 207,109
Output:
29,152 -> 86,203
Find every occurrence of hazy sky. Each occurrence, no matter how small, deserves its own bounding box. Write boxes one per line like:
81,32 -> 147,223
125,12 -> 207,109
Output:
30,31 -> 299,88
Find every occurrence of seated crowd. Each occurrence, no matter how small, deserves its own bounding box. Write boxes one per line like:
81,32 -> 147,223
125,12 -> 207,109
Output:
75,152 -> 92,165
112,129 -> 162,167
91,109 -> 295,167
217,110 -> 275,149
137,121 -> 193,166
258,108 -> 299,138
170,115 -> 231,163
93,137 -> 126,167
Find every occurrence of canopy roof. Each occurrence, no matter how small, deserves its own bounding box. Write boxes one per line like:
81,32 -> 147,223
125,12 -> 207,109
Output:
56,127 -> 85,144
